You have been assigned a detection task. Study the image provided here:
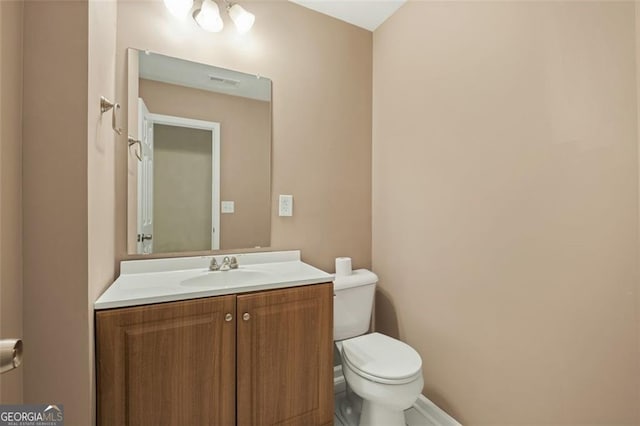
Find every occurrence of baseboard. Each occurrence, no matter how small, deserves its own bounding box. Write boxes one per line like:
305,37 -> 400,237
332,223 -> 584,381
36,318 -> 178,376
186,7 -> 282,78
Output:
334,365 -> 346,393
333,365 -> 461,426
413,394 -> 461,426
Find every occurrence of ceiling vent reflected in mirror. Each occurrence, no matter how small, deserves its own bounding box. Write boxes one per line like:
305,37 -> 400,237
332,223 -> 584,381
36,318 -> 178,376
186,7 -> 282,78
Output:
164,0 -> 255,34
208,75 -> 241,86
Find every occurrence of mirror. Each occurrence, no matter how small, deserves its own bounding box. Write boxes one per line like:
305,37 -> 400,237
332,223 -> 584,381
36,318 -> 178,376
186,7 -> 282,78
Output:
126,49 -> 272,255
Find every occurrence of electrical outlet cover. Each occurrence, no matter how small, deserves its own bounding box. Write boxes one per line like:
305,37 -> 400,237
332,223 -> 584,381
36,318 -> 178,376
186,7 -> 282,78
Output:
221,201 -> 235,214
279,195 -> 293,217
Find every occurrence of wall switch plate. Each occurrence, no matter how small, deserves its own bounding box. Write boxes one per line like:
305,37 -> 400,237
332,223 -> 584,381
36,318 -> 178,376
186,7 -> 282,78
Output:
221,201 -> 235,214
279,195 -> 293,217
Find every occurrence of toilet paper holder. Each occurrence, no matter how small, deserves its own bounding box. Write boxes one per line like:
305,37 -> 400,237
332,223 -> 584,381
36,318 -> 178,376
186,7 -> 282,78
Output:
0,339 -> 22,374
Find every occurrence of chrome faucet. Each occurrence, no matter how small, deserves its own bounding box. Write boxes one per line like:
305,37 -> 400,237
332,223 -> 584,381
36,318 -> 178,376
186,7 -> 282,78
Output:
210,256 -> 239,271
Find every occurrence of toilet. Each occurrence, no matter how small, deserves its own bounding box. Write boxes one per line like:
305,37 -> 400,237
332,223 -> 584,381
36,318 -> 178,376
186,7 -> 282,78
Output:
334,269 -> 424,426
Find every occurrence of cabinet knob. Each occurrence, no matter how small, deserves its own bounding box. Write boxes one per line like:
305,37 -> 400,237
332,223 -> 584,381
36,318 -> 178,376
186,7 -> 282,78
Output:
242,312 -> 251,321
225,313 -> 233,322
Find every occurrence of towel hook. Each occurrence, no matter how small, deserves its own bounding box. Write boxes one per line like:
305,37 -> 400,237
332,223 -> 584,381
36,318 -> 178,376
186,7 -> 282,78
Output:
128,136 -> 142,162
100,96 -> 123,135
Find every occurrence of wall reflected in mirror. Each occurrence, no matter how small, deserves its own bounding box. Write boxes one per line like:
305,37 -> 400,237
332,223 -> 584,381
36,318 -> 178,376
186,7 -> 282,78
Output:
127,48 -> 272,255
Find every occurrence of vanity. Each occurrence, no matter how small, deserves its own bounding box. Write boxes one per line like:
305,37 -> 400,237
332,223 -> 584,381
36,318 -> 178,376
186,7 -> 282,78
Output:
95,251 -> 334,426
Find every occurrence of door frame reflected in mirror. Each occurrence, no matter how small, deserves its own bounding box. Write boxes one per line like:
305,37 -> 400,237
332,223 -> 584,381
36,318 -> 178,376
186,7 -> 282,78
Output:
136,98 -> 221,254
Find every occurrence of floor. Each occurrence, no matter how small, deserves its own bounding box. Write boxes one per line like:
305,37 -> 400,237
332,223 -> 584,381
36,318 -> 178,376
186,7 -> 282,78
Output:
333,389 -> 439,426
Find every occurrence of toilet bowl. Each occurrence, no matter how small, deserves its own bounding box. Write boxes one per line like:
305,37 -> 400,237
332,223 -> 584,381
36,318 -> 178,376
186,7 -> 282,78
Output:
338,333 -> 424,426
333,270 -> 424,426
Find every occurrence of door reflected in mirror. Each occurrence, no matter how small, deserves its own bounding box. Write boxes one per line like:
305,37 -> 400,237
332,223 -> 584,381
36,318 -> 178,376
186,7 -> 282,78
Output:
127,49 -> 272,255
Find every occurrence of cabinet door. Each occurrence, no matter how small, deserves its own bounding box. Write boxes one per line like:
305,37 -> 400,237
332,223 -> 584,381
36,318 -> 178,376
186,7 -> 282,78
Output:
237,283 -> 333,426
96,296 -> 236,426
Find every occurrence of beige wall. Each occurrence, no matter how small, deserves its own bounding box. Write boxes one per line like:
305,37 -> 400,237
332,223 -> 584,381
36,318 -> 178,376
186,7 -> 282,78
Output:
23,1 -> 90,424
87,0 -> 118,424
154,124 -> 213,252
373,2 -> 640,424
139,79 -> 271,251
636,3 -> 640,415
0,0 -> 23,403
23,0 -> 117,424
116,0 -> 372,272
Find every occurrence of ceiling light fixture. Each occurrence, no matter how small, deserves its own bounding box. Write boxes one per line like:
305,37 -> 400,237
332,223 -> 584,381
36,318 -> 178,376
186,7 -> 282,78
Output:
226,3 -> 255,34
163,0 -> 194,18
193,0 -> 224,32
165,0 -> 255,34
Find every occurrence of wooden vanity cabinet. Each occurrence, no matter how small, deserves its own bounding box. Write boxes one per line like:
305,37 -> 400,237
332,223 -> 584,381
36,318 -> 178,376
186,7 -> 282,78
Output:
96,295 -> 236,426
96,282 -> 333,426
237,283 -> 334,426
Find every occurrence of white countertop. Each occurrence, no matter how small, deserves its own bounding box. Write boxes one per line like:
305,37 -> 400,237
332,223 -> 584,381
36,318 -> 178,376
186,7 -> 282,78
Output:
94,251 -> 333,310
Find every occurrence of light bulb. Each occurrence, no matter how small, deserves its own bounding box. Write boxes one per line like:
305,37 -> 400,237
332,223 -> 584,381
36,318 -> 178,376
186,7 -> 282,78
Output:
228,3 -> 255,34
163,0 -> 194,18
194,0 -> 224,32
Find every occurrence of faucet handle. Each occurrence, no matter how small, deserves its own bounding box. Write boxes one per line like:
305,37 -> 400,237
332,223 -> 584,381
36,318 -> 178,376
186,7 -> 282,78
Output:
220,256 -> 231,271
229,256 -> 238,269
209,258 -> 220,271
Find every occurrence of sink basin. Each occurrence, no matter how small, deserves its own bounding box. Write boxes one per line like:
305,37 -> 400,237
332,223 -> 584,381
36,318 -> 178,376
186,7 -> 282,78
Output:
180,269 -> 269,288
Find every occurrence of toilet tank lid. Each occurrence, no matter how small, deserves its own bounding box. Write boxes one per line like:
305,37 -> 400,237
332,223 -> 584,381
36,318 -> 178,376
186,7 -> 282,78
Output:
333,269 -> 378,290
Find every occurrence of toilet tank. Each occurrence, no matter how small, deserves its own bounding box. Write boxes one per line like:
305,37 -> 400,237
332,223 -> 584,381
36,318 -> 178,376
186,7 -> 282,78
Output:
333,269 -> 378,341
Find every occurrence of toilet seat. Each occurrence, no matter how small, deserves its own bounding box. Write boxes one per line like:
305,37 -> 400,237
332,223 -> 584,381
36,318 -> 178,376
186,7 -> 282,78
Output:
341,333 -> 422,385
